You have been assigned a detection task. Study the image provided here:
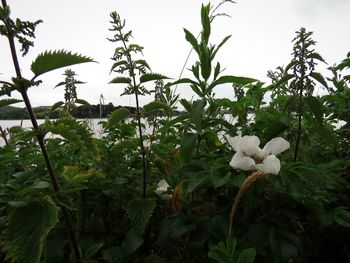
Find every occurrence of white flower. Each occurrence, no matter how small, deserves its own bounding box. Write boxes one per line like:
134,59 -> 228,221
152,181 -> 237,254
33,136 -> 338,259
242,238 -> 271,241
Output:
227,133 -> 290,175
155,179 -> 170,195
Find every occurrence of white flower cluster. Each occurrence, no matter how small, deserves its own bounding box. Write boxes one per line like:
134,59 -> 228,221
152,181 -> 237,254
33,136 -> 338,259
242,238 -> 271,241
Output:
227,131 -> 290,175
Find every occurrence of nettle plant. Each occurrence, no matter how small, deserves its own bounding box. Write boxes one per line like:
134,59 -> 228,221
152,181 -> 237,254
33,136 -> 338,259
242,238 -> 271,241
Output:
0,1 -> 94,263
1,1 -> 350,263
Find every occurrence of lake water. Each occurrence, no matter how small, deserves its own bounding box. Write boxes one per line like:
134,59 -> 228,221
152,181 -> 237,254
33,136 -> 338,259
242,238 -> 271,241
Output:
0,119 -> 106,147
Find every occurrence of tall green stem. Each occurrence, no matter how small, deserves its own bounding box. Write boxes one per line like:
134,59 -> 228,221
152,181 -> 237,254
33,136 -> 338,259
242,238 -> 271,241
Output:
1,0 -> 82,261
293,33 -> 306,162
119,34 -> 147,198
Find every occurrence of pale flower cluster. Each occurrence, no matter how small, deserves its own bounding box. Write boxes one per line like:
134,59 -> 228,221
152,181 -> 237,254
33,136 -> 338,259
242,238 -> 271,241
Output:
227,131 -> 290,175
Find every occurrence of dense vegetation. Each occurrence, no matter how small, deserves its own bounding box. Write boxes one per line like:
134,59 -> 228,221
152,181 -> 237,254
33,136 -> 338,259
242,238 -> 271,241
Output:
1,1 -> 349,263
0,104 -> 137,119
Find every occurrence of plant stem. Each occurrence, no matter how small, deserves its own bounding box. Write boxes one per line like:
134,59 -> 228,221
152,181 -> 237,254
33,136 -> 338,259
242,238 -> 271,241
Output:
1,1 -> 82,260
0,126 -> 9,146
229,171 -> 266,237
293,32 -> 306,162
119,34 -> 147,198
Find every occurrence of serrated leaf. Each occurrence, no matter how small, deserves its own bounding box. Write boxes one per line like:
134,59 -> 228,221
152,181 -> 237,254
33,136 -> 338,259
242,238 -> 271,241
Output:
172,78 -> 199,87
110,60 -> 128,73
135,59 -> 151,71
140,73 -> 169,84
31,50 -> 95,78
127,198 -> 156,235
76,99 -> 90,105
109,77 -> 131,84
310,72 -> 328,88
49,101 -> 64,113
0,99 -> 22,108
308,52 -> 326,63
209,75 -> 257,91
108,107 -> 130,125
305,96 -> 323,124
54,81 -> 66,88
143,101 -> 171,113
3,197 -> 59,263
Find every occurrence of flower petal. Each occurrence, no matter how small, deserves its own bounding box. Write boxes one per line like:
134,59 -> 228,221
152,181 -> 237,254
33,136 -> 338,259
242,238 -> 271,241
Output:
227,135 -> 241,152
261,137 -> 290,157
255,155 -> 281,175
239,135 -> 261,156
155,179 -> 170,195
229,152 -> 256,171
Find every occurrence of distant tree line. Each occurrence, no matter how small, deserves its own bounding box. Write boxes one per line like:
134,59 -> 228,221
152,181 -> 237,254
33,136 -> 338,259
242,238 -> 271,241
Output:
0,103 -> 137,120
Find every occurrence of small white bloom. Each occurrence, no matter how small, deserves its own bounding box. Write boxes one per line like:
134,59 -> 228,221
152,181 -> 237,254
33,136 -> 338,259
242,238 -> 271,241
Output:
155,179 -> 170,195
228,132 -> 290,175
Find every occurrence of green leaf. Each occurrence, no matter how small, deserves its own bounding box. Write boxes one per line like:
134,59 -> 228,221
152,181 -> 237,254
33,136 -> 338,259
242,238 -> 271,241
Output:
135,59 -> 151,71
209,75 -> 257,91
208,237 -> 237,263
3,197 -> 59,263
49,101 -> 64,113
143,101 -> 171,113
237,248 -> 256,263
172,78 -> 199,87
110,60 -> 128,73
108,107 -> 130,125
54,81 -> 66,88
199,42 -> 211,80
84,243 -> 104,260
180,99 -> 192,112
0,5 -> 11,20
210,158 -> 231,188
120,229 -> 144,257
310,72 -> 328,88
308,52 -> 326,63
31,50 -> 95,78
158,114 -> 189,133
184,28 -> 199,54
76,99 -> 90,105
211,35 -> 232,60
274,74 -> 294,87
140,73 -> 170,84
201,4 -> 211,44
109,76 -> 131,84
213,62 -> 221,80
0,99 -> 22,108
333,208 -> 350,227
179,133 -> 197,164
185,171 -> 209,194
305,96 -> 323,124
191,100 -> 205,131
127,198 -> 156,235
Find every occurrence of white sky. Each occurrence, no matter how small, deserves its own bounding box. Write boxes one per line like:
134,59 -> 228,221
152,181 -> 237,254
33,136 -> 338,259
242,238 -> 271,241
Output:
1,0 -> 350,107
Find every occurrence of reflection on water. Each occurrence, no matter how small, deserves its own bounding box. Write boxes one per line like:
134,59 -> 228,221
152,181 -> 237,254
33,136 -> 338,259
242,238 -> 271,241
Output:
0,119 -> 106,147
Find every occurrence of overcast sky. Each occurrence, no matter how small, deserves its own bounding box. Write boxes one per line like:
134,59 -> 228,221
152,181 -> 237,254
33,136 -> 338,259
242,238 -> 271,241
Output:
1,0 -> 350,107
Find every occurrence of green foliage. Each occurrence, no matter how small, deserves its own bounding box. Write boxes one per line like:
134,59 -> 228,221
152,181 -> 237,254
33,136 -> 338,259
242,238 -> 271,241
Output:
30,50 -> 95,78
1,2 -> 350,263
0,98 -> 22,108
2,197 -> 59,263
127,198 -> 156,235
208,237 -> 256,263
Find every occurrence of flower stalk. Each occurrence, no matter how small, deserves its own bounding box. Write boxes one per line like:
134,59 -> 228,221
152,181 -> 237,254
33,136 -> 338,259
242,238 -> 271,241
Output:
229,170 -> 266,236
